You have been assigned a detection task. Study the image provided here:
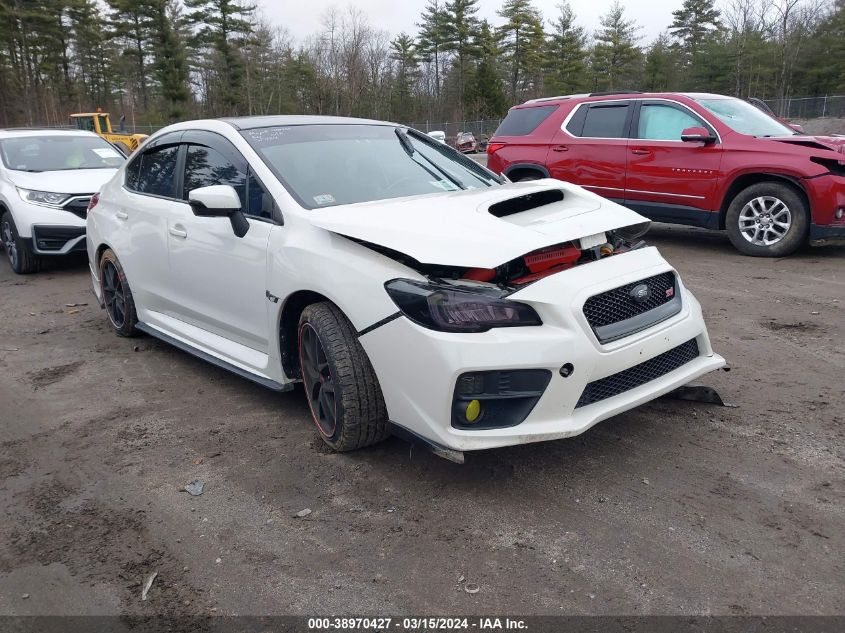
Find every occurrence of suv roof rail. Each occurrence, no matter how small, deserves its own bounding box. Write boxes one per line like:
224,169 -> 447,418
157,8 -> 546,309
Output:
524,93 -> 589,104
587,90 -> 643,97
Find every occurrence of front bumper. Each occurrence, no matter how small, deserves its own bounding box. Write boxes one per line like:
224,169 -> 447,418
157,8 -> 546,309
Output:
360,247 -> 725,452
809,222 -> 845,246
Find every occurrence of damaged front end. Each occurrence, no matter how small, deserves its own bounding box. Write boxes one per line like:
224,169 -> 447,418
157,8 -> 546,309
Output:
353,220 -> 651,293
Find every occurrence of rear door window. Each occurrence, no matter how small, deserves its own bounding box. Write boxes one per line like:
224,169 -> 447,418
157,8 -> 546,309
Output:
134,145 -> 180,197
495,105 -> 558,136
568,103 -> 631,138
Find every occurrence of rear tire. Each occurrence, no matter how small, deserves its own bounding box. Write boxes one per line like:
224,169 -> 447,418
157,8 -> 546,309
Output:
298,302 -> 389,452
1,211 -> 41,274
99,249 -> 139,337
725,182 -> 808,257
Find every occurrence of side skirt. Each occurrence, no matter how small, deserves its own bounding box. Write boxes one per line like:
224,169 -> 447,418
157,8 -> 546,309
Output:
623,200 -> 719,229
136,322 -> 292,393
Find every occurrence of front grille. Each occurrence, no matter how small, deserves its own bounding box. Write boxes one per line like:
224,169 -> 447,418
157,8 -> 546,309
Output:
584,272 -> 676,328
575,338 -> 700,408
63,197 -> 92,219
583,272 -> 681,343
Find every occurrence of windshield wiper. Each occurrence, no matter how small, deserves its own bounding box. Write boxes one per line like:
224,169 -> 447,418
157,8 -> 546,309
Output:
395,128 -> 466,190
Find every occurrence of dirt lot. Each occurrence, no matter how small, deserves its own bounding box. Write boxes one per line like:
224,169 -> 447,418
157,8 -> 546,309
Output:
0,227 -> 843,621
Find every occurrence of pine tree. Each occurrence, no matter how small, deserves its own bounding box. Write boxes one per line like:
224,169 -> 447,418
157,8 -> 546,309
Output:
497,0 -> 546,102
107,0 -> 153,111
185,0 -> 255,115
142,0 -> 190,119
467,19 -> 507,117
543,2 -> 587,95
390,33 -> 419,120
442,0 -> 481,117
416,0 -> 450,114
642,33 -> 680,91
590,1 -> 642,91
670,0 -> 721,66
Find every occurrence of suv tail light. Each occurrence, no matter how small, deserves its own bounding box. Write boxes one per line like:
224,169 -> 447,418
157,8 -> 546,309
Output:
87,193 -> 100,211
487,142 -> 506,155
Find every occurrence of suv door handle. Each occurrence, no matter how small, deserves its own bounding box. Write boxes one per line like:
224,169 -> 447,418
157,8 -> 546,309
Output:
630,148 -> 651,155
551,145 -> 569,152
115,211 -> 128,220
169,225 -> 188,239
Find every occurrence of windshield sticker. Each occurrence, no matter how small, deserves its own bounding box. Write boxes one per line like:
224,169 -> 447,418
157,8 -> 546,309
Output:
92,147 -> 121,159
313,194 -> 336,205
429,179 -> 459,191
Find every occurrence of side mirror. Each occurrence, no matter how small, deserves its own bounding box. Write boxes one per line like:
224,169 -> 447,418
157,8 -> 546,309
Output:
681,126 -> 717,144
188,185 -> 249,237
788,123 -> 804,134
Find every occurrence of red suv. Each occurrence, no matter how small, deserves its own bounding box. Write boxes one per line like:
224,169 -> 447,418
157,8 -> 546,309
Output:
487,92 -> 845,256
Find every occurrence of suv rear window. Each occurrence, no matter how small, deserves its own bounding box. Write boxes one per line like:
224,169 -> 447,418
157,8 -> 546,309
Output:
495,105 -> 558,136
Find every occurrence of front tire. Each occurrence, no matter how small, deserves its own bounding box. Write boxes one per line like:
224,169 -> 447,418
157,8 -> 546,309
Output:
99,249 -> 139,337
298,302 -> 389,452
725,182 -> 809,257
1,211 -> 41,274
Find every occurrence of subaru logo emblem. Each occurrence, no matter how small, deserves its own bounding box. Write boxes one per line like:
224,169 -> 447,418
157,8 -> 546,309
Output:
630,284 -> 651,303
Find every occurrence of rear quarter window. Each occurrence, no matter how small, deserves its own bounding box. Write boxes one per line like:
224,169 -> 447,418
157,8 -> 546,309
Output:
495,105 -> 559,136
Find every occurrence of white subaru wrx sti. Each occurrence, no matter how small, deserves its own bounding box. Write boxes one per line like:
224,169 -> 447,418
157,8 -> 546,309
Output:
87,116 -> 725,460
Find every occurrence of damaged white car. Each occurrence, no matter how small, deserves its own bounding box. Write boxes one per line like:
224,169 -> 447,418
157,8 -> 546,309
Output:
88,116 -> 725,460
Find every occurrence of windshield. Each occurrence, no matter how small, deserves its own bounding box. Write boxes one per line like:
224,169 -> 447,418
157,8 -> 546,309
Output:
0,135 -> 124,172
241,124 -> 501,209
696,97 -> 796,137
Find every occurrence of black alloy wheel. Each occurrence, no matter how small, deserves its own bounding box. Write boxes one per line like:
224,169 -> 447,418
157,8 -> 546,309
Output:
299,322 -> 337,438
102,259 -> 127,328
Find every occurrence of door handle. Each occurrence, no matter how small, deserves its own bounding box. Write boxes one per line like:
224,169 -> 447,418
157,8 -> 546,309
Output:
169,225 -> 188,239
630,148 -> 651,155
115,211 -> 128,220
551,145 -> 569,152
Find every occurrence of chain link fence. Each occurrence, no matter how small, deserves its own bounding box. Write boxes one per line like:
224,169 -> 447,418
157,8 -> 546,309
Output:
405,119 -> 503,141
762,96 -> 845,120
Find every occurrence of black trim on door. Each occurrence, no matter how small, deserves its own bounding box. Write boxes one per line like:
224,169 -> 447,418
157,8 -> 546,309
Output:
623,199 -> 719,229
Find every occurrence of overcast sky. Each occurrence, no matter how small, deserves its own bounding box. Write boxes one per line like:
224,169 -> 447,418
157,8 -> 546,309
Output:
254,0 -> 680,46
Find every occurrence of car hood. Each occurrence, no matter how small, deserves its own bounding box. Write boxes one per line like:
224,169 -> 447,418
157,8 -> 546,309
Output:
6,168 -> 117,195
309,180 -> 648,268
765,135 -> 845,154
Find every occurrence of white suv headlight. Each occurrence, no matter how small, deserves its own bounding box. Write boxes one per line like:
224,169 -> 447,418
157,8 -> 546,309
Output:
17,188 -> 71,208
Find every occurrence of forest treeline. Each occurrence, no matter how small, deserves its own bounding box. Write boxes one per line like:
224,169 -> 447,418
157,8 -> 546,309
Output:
0,0 -> 843,128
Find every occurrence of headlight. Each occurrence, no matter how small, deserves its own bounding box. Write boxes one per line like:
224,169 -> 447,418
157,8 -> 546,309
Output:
385,279 -> 542,333
17,188 -> 70,208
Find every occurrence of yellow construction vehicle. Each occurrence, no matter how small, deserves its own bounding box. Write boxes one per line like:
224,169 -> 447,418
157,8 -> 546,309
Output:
69,110 -> 148,154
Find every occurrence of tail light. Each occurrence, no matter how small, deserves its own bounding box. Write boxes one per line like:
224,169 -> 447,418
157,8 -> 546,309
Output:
487,142 -> 506,155
87,193 -> 100,211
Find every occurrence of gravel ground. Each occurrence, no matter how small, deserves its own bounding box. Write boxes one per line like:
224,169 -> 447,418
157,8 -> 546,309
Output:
0,226 -> 843,620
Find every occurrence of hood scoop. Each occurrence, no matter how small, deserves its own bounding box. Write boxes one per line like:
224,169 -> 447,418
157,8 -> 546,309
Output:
489,189 -> 564,218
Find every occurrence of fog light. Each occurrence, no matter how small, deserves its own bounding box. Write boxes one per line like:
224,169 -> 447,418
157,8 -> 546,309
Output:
836,208 -> 844,220
465,399 -> 482,423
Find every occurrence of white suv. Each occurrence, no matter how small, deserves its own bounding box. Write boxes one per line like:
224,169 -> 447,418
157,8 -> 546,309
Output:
0,129 -> 124,273
87,116 -> 725,460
